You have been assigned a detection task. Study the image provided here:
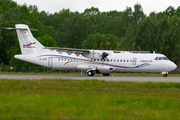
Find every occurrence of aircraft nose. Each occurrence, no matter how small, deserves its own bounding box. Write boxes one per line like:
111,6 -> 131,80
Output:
173,62 -> 177,70
168,61 -> 177,71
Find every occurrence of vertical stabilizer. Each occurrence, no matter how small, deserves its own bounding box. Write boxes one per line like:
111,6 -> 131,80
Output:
15,24 -> 44,54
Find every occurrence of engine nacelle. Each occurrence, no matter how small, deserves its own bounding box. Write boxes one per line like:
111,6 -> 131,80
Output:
82,50 -> 110,59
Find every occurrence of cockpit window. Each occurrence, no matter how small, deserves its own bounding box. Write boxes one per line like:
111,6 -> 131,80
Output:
155,57 -> 158,60
158,57 -> 162,60
155,56 -> 169,60
163,57 -> 168,60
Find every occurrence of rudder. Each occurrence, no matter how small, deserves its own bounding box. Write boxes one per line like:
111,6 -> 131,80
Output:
15,24 -> 44,54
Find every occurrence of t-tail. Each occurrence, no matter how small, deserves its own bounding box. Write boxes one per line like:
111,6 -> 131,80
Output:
16,24 -> 45,54
6,24 -> 45,54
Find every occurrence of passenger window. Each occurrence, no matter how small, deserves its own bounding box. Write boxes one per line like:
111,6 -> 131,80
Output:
124,60 -> 126,62
107,59 -> 109,62
114,59 -> 116,62
117,59 -> 119,62
120,59 -> 122,62
155,57 -> 158,60
127,60 -> 129,62
130,59 -> 132,62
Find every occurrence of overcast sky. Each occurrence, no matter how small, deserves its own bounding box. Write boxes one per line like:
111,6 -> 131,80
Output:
15,0 -> 180,15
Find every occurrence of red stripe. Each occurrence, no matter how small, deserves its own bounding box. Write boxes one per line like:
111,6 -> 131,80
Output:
23,46 -> 36,48
64,61 -> 102,66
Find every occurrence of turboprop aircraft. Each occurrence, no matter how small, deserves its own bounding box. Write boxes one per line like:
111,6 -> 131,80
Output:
5,24 -> 177,77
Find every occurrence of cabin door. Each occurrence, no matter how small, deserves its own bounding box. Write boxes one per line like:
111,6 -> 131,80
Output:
48,57 -> 53,67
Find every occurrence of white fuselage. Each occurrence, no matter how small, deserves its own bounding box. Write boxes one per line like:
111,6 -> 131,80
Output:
15,50 -> 177,74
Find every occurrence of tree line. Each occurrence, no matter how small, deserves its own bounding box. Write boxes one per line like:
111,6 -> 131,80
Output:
0,0 -> 180,68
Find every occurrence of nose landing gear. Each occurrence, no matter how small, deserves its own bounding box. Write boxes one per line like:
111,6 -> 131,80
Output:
163,74 -> 168,77
162,72 -> 168,77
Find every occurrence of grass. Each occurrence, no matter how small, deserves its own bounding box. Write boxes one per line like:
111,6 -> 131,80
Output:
0,71 -> 180,77
0,79 -> 180,119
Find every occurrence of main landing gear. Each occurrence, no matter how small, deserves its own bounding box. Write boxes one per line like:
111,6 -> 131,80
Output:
87,70 -> 110,76
103,74 -> 110,76
87,70 -> 94,76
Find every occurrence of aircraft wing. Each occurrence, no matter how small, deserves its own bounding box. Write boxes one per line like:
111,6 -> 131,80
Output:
44,47 -> 109,59
44,47 -> 90,56
44,47 -> 90,53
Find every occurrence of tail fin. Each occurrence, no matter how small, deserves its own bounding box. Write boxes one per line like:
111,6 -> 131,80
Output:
15,24 -> 44,54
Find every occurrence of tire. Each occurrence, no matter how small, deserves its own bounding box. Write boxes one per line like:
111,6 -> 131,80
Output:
103,74 -> 110,76
87,71 -> 94,76
163,74 -> 167,77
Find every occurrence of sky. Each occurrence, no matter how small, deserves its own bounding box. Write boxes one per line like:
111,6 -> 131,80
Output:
15,0 -> 180,15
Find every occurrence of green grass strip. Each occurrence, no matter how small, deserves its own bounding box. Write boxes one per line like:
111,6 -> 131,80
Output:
0,79 -> 180,119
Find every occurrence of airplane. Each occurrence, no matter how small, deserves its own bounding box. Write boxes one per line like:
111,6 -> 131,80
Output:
5,24 -> 177,77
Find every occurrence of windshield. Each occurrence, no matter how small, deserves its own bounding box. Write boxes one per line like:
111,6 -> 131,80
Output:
155,57 -> 168,60
162,57 -> 168,60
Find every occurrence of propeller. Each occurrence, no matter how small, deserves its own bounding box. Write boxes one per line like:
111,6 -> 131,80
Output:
102,52 -> 109,59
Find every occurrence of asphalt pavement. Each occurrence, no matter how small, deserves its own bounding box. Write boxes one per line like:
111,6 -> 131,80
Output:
0,75 -> 180,82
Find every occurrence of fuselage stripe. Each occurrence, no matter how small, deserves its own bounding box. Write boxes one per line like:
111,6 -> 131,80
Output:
37,54 -> 151,69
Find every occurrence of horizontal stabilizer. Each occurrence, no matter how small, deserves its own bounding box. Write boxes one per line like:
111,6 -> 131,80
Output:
5,24 -> 45,54
4,27 -> 39,31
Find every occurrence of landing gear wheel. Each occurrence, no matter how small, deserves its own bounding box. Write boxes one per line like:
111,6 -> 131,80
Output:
87,71 -> 94,76
103,74 -> 110,76
163,74 -> 168,77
